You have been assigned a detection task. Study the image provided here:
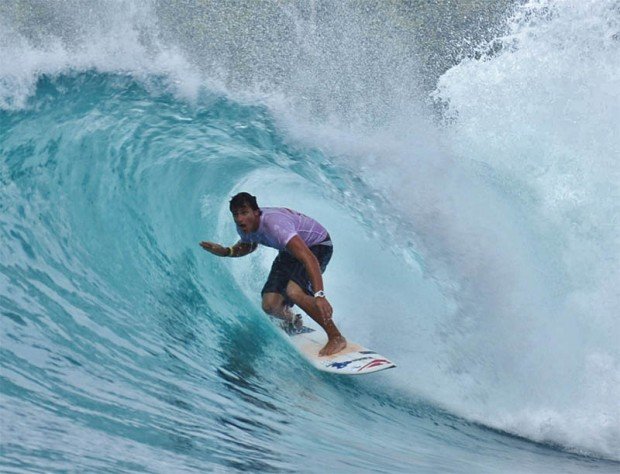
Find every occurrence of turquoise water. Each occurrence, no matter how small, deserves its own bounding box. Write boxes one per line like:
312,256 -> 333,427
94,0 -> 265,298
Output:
2,1 -> 619,472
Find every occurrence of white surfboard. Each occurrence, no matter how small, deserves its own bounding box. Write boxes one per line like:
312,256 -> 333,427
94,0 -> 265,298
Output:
281,324 -> 396,375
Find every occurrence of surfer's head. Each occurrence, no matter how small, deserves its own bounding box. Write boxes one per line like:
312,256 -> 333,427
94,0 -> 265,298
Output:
230,192 -> 261,233
229,192 -> 259,212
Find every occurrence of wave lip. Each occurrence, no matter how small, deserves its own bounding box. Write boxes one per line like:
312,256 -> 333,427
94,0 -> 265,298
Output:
0,1 -> 205,110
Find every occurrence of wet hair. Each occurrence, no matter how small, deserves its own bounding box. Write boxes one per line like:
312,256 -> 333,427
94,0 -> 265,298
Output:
229,192 -> 259,212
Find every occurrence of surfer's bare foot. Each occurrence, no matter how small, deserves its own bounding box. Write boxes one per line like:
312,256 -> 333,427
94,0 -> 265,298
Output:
319,336 -> 347,356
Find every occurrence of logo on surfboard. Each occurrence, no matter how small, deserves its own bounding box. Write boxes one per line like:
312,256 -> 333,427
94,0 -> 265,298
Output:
327,356 -> 394,372
357,359 -> 392,372
327,357 -> 373,370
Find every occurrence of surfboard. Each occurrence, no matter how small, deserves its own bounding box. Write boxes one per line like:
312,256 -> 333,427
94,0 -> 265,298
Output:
280,323 -> 396,375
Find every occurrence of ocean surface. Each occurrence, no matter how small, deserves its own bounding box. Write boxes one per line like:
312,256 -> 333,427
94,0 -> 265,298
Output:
1,1 -> 619,472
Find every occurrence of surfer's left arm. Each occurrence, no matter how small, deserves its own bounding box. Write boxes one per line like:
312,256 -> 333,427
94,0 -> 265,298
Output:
228,241 -> 257,257
199,241 -> 257,257
286,235 -> 333,320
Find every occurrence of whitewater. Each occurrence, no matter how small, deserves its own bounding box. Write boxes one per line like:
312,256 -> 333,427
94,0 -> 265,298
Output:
1,1 -> 619,472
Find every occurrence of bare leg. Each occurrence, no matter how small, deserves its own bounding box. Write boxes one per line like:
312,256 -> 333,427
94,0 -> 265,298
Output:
285,281 -> 347,356
261,292 -> 294,321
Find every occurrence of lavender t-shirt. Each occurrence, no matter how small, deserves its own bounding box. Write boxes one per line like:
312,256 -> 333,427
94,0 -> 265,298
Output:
237,207 -> 329,251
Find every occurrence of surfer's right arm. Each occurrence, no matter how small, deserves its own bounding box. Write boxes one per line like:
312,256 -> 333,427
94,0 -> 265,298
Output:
199,241 -> 257,257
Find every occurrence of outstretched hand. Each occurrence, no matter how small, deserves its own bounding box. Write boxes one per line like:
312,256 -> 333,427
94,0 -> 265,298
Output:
199,241 -> 228,257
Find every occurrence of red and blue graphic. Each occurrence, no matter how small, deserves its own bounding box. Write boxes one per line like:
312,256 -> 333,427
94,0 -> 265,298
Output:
356,359 -> 392,372
327,357 -> 372,370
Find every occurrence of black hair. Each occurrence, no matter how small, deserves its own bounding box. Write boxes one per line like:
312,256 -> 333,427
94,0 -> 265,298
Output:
229,192 -> 259,212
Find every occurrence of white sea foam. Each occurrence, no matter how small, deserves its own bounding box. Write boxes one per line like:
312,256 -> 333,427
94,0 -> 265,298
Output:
0,1 -> 203,109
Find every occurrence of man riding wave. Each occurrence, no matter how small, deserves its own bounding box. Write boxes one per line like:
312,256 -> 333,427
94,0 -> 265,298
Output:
200,192 -> 347,356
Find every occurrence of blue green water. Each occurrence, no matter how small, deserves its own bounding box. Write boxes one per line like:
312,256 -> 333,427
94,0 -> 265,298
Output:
2,1 -> 619,472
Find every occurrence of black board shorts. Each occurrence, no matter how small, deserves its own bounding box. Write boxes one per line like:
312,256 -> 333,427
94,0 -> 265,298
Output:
261,244 -> 333,302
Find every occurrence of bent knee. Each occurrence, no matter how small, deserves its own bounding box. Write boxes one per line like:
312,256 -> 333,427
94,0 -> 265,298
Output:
261,294 -> 283,315
261,301 -> 278,315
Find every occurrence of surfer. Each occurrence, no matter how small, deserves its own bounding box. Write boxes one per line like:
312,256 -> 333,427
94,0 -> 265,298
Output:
200,192 -> 347,356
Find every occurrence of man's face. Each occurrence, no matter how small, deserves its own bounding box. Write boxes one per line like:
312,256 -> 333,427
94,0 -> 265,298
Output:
231,205 -> 260,234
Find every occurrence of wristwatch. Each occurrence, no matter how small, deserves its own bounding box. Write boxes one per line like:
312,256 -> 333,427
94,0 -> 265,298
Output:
314,290 -> 326,298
